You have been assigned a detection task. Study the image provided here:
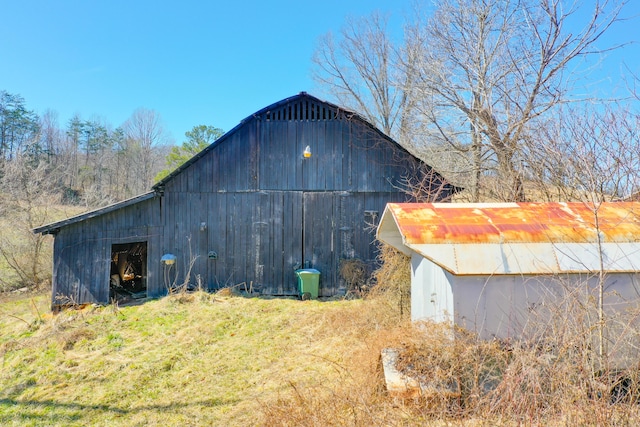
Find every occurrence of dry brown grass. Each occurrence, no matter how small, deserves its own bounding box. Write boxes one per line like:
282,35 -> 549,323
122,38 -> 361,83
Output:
368,243 -> 411,321
259,313 -> 443,426
262,313 -> 640,426
4,247 -> 640,425
263,246 -> 640,426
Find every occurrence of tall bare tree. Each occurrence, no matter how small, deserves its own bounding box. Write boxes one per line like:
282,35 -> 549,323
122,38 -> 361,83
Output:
0,155 -> 61,290
313,12 -> 417,141
122,108 -> 170,194
39,109 -> 61,163
528,102 -> 640,372
529,103 -> 640,202
412,0 -> 626,201
314,0 -> 628,201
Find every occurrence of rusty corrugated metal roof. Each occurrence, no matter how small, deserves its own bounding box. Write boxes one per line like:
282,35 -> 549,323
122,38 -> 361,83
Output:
377,202 -> 640,275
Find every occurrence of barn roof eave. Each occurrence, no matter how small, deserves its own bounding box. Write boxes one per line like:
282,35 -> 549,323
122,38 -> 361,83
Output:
32,191 -> 157,235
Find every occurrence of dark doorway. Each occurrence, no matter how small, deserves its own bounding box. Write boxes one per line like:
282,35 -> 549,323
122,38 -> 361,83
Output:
110,242 -> 147,302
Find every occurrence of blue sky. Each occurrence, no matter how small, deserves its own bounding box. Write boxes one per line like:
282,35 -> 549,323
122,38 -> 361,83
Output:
1,1 -> 638,144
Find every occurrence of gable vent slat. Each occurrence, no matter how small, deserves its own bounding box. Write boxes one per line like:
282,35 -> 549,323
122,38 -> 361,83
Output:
258,100 -> 338,121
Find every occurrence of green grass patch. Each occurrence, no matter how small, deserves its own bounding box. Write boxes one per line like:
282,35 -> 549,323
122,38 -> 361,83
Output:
0,291 -> 401,426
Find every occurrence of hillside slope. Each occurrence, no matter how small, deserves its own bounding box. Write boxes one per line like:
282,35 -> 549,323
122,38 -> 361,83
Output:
4,289 -> 640,426
0,292 -> 409,426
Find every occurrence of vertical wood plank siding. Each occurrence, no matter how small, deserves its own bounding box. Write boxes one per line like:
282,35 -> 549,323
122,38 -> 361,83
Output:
46,94 -> 454,304
158,95 -> 451,296
51,196 -> 162,306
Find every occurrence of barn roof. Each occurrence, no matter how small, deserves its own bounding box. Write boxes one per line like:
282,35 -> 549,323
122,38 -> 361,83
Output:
33,191 -> 156,235
153,93 -> 351,190
377,202 -> 640,275
152,92 -> 450,192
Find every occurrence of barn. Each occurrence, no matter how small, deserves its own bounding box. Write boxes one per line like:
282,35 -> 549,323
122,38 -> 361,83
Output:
34,92 -> 457,307
377,201 -> 640,367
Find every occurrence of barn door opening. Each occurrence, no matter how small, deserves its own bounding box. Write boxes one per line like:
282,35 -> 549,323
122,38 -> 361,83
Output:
110,242 -> 147,302
302,192 -> 338,296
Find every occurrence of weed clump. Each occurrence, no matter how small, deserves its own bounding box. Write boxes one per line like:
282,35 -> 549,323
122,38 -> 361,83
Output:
389,321 -> 640,425
339,258 -> 369,295
368,243 -> 411,320
394,323 -> 507,418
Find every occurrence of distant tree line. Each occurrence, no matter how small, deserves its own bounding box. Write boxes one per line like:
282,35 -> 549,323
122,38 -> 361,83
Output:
0,90 -> 222,207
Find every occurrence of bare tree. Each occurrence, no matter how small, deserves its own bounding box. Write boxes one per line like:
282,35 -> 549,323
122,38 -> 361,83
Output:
313,0 -> 628,201
38,109 -> 61,162
525,102 -> 640,372
410,0 -> 626,201
122,108 -> 170,194
313,12 -> 417,142
0,156 -> 61,290
529,103 -> 640,202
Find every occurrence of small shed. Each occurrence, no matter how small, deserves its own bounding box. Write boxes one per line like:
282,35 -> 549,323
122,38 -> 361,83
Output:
377,202 -> 640,366
34,93 -> 458,307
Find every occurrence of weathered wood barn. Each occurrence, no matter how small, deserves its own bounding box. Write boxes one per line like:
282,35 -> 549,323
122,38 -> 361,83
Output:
35,92 -> 457,307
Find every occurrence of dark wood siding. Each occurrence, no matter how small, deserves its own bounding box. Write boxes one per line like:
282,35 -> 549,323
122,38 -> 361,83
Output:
163,191 -> 299,295
165,123 -> 259,195
44,93 -> 455,306
158,189 -> 411,297
256,118 -> 419,193
155,95 -> 451,296
51,196 -> 162,306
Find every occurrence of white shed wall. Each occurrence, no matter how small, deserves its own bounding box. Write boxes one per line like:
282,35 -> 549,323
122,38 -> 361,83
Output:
413,258 -> 640,368
411,253 -> 453,324
452,275 -> 558,340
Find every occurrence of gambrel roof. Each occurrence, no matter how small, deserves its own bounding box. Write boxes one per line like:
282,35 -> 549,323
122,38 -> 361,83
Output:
152,92 -> 439,192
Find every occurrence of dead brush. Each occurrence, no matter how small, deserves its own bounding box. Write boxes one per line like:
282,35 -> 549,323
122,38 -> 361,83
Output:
214,287 -> 237,297
261,375 -> 401,427
168,289 -> 217,305
260,299 -> 418,426
393,322 -> 508,420
339,258 -> 368,297
167,290 -> 195,304
389,319 -> 640,425
483,311 -> 640,424
368,243 -> 411,320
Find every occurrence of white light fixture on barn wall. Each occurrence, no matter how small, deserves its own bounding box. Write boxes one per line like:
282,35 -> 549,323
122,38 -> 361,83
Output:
303,145 -> 312,159
161,253 -> 177,265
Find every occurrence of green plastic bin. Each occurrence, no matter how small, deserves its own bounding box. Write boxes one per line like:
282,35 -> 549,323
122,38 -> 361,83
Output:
295,268 -> 320,300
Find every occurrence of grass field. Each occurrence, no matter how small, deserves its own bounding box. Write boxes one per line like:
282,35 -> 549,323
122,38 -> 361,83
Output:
3,287 -> 640,425
0,290 -> 417,426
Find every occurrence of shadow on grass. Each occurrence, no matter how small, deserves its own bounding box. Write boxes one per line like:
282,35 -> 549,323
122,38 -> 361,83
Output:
0,397 -> 237,423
